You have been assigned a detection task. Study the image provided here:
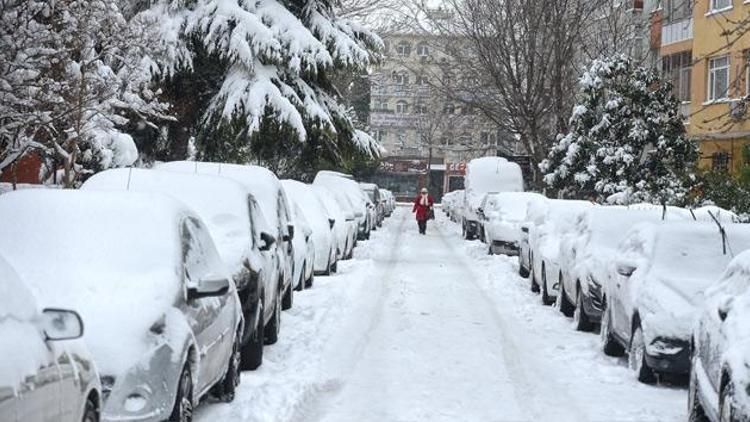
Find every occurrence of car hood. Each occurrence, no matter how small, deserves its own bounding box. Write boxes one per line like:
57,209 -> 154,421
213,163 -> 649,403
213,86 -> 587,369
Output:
487,219 -> 521,242
638,275 -> 711,343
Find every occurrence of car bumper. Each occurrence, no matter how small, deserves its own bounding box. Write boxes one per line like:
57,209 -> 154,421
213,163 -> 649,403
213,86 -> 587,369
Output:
645,338 -> 691,374
490,240 -> 519,256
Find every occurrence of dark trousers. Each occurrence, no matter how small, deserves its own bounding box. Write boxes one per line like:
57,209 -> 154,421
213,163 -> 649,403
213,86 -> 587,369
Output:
417,219 -> 427,234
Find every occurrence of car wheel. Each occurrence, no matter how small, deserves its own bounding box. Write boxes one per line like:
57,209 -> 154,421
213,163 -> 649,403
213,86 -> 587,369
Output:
719,380 -> 738,422
556,277 -> 575,317
169,365 -> 193,422
215,332 -> 241,402
295,267 -> 305,292
305,271 -> 314,288
629,325 -> 656,384
240,302 -> 264,370
264,291 -> 281,345
688,357 -> 709,422
600,299 -> 625,357
519,258 -> 530,278
530,264 -> 539,293
81,395 -> 98,422
573,287 -> 593,332
282,283 -> 293,310
541,265 -> 553,305
331,258 -> 338,273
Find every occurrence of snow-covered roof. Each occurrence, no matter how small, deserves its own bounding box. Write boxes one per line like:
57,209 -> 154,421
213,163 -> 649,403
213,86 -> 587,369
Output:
82,168 -> 256,277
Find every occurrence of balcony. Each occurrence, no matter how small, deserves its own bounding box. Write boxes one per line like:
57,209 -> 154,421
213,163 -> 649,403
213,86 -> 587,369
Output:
661,18 -> 693,46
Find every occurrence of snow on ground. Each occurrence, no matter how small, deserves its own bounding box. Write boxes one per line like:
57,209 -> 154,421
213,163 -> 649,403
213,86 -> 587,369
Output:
196,207 -> 686,422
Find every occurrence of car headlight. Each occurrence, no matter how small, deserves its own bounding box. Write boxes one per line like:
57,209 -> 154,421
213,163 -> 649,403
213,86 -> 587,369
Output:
649,338 -> 685,356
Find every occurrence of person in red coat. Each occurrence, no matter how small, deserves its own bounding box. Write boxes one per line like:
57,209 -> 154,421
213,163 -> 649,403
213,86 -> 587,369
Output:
412,187 -> 435,235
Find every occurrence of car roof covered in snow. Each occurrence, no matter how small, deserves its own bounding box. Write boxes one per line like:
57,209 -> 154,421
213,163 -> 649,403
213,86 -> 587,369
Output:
82,168 -> 256,277
156,161 -> 289,233
0,254 -> 37,322
465,157 -> 523,195
483,192 -> 546,221
0,189 -> 215,378
578,206 -> 688,249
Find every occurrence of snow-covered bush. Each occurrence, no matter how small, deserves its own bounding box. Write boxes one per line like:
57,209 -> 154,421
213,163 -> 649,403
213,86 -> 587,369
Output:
540,56 -> 698,205
0,0 -> 169,187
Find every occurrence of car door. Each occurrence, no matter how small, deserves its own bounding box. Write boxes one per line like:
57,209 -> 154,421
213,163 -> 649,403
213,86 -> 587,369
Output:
17,349 -> 61,422
610,246 -> 642,340
180,218 -> 233,393
250,198 -> 278,321
278,191 -> 294,286
55,348 -> 82,421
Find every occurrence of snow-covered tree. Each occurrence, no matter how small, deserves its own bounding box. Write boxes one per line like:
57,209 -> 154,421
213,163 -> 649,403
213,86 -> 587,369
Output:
540,56 -> 698,205
136,0 -> 382,163
0,0 -> 169,187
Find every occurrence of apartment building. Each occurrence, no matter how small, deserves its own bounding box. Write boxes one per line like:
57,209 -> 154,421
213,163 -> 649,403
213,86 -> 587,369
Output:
651,0 -> 750,173
368,32 -> 523,166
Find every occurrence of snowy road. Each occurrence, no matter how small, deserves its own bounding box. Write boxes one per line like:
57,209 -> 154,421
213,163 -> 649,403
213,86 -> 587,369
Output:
195,207 -> 687,422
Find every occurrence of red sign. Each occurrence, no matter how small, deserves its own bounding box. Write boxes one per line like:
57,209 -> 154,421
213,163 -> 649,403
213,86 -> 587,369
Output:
446,162 -> 466,175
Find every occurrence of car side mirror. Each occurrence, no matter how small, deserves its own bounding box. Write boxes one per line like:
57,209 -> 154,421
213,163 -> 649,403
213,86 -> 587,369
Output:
329,218 -> 335,229
616,263 -> 637,277
718,297 -> 734,322
41,309 -> 84,341
188,277 -> 230,301
284,224 -> 295,242
259,232 -> 276,251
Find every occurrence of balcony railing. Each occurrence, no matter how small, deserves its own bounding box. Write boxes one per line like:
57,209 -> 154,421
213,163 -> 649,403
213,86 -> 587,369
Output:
661,18 -> 693,46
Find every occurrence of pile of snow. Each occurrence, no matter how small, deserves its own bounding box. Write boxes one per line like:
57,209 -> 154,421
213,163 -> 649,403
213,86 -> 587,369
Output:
82,168 -> 263,277
0,189 -> 211,379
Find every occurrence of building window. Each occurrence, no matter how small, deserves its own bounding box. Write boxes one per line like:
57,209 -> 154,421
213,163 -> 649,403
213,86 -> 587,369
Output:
417,43 -> 429,57
396,100 -> 408,114
373,100 -> 388,112
396,42 -> 411,57
663,0 -> 692,22
415,75 -> 428,85
708,55 -> 730,101
414,103 -> 428,114
392,71 -> 408,85
712,152 -> 730,172
374,130 -> 387,143
443,103 -> 455,114
709,0 -> 731,12
662,50 -> 692,102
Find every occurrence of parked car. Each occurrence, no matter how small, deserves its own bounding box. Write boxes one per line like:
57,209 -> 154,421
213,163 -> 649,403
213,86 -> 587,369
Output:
478,191 -> 545,255
285,195 -> 316,290
462,157 -> 523,240
601,222 -> 750,383
523,199 -> 594,299
312,185 -> 357,262
82,168 -> 275,369
690,250 -> 750,422
314,171 -> 371,241
282,180 -> 339,276
443,190 -> 465,223
557,207 -> 685,328
158,161 -> 297,311
380,189 -> 395,216
0,189 -> 243,422
0,254 -> 102,422
360,183 -> 384,228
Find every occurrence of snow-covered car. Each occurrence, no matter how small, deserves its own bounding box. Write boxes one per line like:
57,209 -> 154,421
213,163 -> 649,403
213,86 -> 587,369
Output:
0,254 -> 102,422
0,189 -> 243,422
478,191 -> 545,255
313,185 -> 357,262
601,222 -> 750,383
690,250 -> 750,422
282,180 -> 339,276
82,168 -> 276,369
556,207 -> 686,329
462,157 -> 523,240
443,190 -> 465,223
380,189 -> 395,217
286,197 -> 316,290
314,171 -> 371,241
524,199 -> 594,298
158,161 -> 297,311
360,182 -> 384,227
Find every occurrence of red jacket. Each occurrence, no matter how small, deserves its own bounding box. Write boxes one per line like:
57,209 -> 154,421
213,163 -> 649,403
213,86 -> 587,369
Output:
412,194 -> 435,221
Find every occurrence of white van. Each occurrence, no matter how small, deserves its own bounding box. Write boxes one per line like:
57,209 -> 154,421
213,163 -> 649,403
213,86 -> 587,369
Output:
462,157 -> 523,239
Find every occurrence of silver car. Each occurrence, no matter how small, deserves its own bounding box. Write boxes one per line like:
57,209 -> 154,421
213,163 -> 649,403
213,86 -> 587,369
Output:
0,254 -> 101,422
0,190 -> 243,422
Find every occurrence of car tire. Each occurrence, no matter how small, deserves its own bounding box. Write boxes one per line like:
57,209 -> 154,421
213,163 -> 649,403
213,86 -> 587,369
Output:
530,264 -> 540,293
541,265 -> 554,305
240,303 -> 264,370
719,379 -> 738,422
169,365 -> 193,422
629,325 -> 656,384
688,357 -> 709,422
556,278 -> 575,317
82,395 -> 98,422
331,259 -> 338,273
305,271 -> 314,288
214,332 -> 241,402
282,282 -> 293,310
519,261 -> 529,278
573,287 -> 593,332
264,291 -> 281,345
600,299 -> 625,357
